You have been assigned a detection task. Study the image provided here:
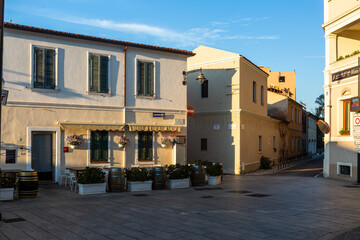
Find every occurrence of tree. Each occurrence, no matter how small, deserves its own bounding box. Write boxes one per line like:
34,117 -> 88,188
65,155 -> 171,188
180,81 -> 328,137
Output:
314,94 -> 324,119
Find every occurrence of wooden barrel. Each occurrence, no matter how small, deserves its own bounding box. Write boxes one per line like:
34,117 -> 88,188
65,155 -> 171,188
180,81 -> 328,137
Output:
18,171 -> 38,199
108,168 -> 126,192
152,167 -> 167,190
191,165 -> 206,186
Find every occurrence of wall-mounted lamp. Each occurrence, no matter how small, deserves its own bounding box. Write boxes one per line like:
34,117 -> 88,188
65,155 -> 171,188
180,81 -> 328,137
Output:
182,68 -> 207,85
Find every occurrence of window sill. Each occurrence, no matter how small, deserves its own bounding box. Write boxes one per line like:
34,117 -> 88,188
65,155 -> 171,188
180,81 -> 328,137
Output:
86,91 -> 111,97
89,162 -> 110,165
28,87 -> 60,93
135,95 -> 156,99
137,160 -> 155,165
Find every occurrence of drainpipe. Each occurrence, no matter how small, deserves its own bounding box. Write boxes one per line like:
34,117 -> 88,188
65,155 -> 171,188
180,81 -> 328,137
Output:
123,46 -> 127,169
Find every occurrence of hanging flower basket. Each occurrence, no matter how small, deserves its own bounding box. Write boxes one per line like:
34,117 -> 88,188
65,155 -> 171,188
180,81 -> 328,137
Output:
66,135 -> 83,149
161,137 -> 172,148
117,135 -> 129,149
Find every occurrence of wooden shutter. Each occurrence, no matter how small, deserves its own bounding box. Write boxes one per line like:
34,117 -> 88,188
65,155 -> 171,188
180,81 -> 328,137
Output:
91,131 -> 108,162
34,47 -> 44,88
138,61 -> 145,95
100,56 -> 109,93
44,49 -> 55,89
138,132 -> 153,161
146,62 -> 154,96
138,132 -> 145,160
90,54 -> 100,92
145,132 -> 153,160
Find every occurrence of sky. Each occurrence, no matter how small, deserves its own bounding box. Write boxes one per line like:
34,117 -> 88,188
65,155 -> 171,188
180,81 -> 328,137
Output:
5,0 -> 325,112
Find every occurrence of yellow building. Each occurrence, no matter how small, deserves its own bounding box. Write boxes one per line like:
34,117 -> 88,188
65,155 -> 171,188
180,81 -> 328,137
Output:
187,46 -> 280,174
323,0 -> 360,181
260,66 -> 296,100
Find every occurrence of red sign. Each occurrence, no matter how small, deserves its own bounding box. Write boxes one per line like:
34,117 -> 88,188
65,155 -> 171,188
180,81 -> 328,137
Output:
63,147 -> 69,152
355,117 -> 360,126
187,106 -> 194,116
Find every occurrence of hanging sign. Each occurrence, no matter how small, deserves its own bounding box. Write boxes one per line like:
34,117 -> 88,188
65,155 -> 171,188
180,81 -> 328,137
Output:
350,97 -> 360,112
317,120 -> 330,134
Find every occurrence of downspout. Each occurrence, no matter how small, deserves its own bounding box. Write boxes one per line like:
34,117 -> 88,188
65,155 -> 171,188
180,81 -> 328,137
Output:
123,46 -> 128,169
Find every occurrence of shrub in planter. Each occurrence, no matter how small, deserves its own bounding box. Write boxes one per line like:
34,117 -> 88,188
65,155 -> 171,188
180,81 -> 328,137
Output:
77,167 -> 106,195
126,168 -> 153,192
260,156 -> 272,170
0,172 -> 16,201
167,164 -> 190,189
207,163 -> 223,185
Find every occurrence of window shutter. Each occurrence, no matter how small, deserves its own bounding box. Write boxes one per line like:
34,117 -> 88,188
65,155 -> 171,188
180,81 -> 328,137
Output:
138,62 -> 145,95
146,132 -> 153,160
34,47 -> 44,88
100,56 -> 109,93
146,62 -> 154,96
100,131 -> 108,161
90,54 -> 100,92
138,132 -> 145,160
44,49 -> 55,89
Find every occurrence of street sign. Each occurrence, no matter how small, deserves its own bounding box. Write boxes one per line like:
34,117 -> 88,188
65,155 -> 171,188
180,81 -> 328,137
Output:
1,89 -> 7,105
355,116 -> 360,126
187,106 -> 194,116
153,112 -> 165,118
353,113 -> 360,153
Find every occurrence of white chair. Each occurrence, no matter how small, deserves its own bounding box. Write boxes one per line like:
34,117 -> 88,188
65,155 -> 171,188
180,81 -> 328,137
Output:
102,169 -> 109,191
69,172 -> 78,192
64,169 -> 72,187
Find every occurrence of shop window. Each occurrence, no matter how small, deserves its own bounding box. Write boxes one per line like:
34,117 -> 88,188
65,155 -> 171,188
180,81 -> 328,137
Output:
342,100 -> 350,134
90,131 -> 109,163
138,132 -> 153,161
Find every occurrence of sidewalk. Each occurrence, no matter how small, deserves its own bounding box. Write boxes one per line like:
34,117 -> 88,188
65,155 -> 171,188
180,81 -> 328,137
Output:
245,154 -> 323,176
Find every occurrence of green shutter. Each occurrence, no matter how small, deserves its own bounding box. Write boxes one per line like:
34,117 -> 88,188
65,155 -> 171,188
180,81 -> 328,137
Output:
100,56 -> 109,93
91,131 -> 108,163
138,132 -> 152,161
138,61 -> 145,95
90,54 -> 100,92
44,49 -> 55,89
34,47 -> 44,88
146,62 -> 154,96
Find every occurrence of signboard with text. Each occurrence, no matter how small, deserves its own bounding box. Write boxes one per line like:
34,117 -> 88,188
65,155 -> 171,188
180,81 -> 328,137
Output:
353,113 -> 360,152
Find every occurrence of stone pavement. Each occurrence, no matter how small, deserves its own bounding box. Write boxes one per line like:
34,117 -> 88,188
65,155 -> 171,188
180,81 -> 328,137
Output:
0,175 -> 359,240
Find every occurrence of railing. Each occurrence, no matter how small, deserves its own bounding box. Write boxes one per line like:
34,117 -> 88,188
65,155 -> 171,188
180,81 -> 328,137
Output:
277,152 -> 312,170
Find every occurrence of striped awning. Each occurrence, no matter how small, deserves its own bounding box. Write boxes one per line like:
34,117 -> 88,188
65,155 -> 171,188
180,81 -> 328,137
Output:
58,122 -> 125,131
128,124 -> 181,132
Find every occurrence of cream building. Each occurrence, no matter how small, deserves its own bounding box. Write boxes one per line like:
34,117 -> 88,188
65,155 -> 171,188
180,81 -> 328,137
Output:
187,46 -> 280,174
1,23 -> 192,182
323,0 -> 360,181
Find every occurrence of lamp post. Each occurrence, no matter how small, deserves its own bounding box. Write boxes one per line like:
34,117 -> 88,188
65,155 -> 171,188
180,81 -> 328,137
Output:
182,68 -> 207,85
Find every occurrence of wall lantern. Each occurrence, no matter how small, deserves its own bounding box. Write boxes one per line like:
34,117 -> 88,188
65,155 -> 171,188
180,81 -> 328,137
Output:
182,68 -> 207,85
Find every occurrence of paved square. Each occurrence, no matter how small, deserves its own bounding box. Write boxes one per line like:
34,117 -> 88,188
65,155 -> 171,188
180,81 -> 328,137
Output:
1,175 -> 359,240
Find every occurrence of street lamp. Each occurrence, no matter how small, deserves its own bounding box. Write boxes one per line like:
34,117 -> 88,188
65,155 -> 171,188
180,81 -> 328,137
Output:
182,68 -> 207,85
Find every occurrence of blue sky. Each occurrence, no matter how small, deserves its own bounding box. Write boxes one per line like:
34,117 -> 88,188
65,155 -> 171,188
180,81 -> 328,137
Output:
5,0 -> 324,112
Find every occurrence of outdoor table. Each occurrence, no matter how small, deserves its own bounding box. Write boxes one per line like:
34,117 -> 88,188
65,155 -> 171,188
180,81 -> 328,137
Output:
67,167 -> 85,178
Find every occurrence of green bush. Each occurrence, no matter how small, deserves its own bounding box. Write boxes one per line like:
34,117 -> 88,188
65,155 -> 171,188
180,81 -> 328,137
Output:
126,167 -> 152,181
194,160 -> 213,169
260,156 -> 272,170
206,163 -> 223,176
77,167 -> 105,184
167,164 -> 190,179
0,172 -> 15,188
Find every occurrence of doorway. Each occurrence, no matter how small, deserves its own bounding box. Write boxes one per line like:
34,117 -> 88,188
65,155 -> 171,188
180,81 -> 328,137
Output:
32,133 -> 54,181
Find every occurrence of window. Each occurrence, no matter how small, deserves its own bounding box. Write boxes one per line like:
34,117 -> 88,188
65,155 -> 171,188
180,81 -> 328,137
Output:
261,86 -> 264,105
5,149 -> 16,164
89,54 -> 109,93
343,100 -> 350,134
33,47 -> 56,89
273,136 -> 276,150
138,132 -> 153,161
279,76 -> 285,82
253,81 -> 257,103
90,131 -> 108,163
339,165 -> 351,176
201,80 -> 208,98
295,108 -> 297,123
201,138 -> 207,151
137,61 -> 154,96
259,136 -> 262,151
292,107 -> 294,122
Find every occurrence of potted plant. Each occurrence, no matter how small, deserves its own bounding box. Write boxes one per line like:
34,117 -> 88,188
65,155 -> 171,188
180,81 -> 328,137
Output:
117,135 -> 130,149
161,137 -> 172,148
339,129 -> 350,135
207,163 -> 223,185
167,164 -> 191,189
67,135 -> 84,149
0,172 -> 15,201
77,167 -> 106,195
126,167 -> 152,192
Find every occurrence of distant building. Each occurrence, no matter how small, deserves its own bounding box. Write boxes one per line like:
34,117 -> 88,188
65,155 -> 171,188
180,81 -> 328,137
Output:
260,66 -> 296,100
302,111 -> 318,155
323,0 -> 360,181
187,46 -> 280,174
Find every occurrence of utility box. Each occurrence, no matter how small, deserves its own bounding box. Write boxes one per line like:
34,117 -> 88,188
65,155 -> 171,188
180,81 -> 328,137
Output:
172,135 -> 186,165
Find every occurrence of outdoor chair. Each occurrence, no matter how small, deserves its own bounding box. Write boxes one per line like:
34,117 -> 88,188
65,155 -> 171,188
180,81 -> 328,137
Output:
69,171 -> 78,192
102,168 -> 109,191
64,169 -> 72,186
